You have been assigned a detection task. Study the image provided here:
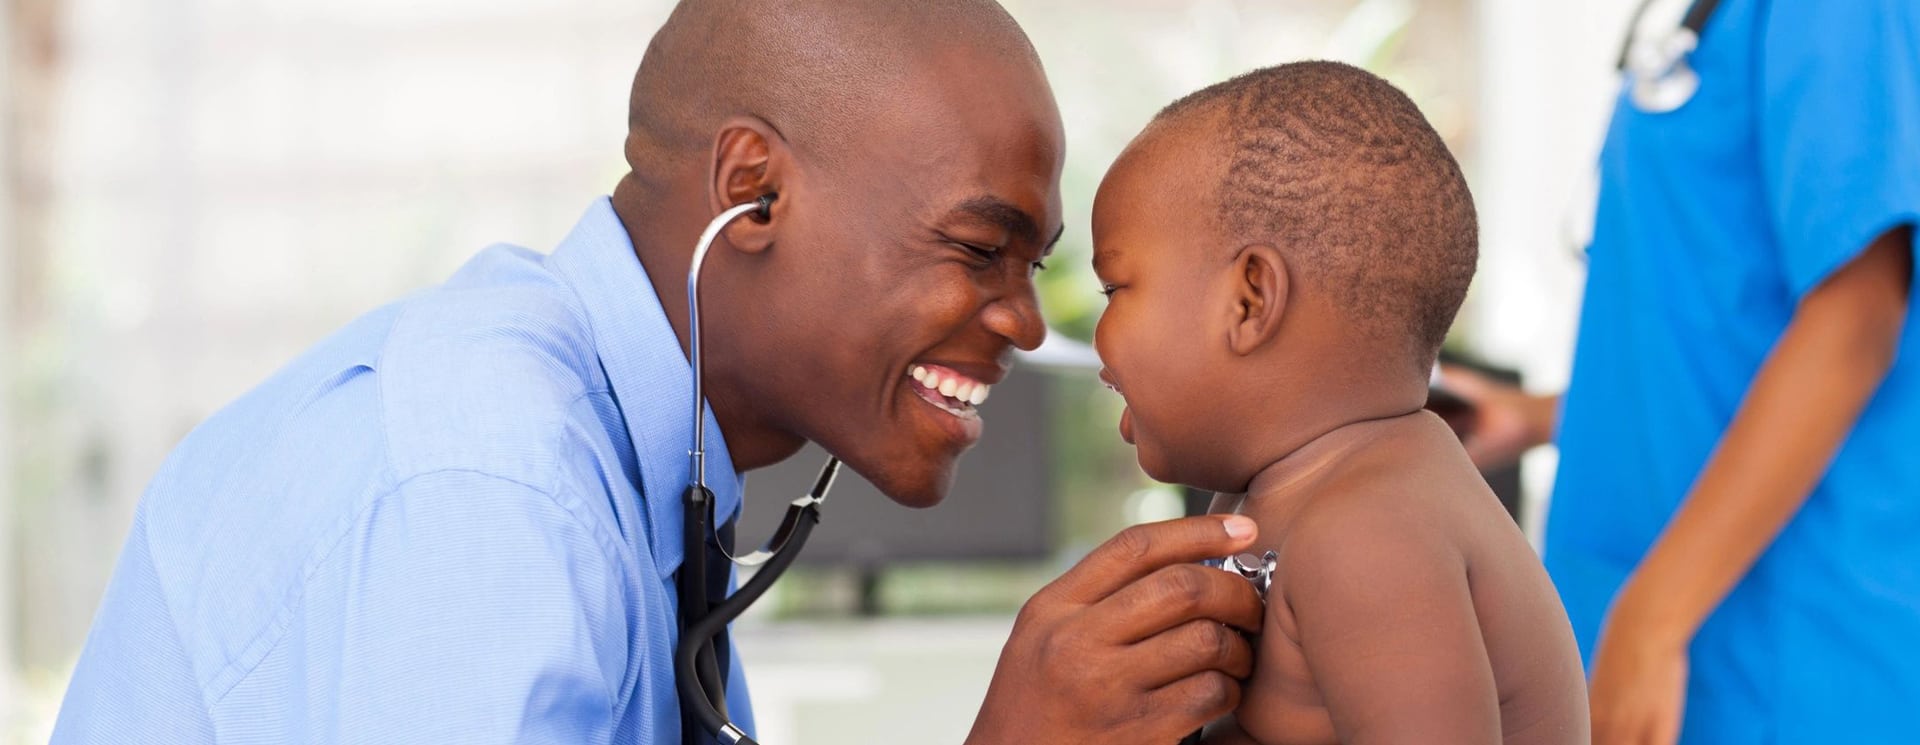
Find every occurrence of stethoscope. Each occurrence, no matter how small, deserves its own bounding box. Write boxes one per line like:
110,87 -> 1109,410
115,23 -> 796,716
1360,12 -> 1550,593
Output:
1178,494 -> 1279,745
1564,0 -> 1727,262
676,193 -> 844,745
1619,0 -> 1724,114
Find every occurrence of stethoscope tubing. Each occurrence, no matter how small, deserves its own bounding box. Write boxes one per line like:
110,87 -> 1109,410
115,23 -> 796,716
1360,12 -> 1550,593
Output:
676,194 -> 840,745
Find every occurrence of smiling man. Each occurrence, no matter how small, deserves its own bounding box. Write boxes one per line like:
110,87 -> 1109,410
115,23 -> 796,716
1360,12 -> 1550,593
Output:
51,1 -> 1264,744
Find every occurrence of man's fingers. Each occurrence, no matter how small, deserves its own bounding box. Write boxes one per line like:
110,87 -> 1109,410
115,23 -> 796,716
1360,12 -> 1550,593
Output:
1144,670 -> 1242,739
1126,618 -> 1255,689
1051,516 -> 1259,603
1093,563 -> 1264,642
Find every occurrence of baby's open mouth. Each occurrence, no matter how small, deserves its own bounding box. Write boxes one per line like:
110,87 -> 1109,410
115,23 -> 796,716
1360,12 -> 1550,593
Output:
909,364 -> 991,420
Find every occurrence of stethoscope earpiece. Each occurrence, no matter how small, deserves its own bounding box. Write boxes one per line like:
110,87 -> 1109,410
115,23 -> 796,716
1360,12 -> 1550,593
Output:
751,193 -> 776,223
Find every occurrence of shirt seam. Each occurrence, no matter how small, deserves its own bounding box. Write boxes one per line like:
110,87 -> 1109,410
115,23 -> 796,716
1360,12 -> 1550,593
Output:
203,457 -> 630,712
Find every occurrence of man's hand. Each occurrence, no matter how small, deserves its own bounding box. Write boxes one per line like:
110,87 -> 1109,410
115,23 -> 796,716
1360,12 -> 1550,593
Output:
1436,365 -> 1559,471
967,515 -> 1265,745
1588,599 -> 1689,745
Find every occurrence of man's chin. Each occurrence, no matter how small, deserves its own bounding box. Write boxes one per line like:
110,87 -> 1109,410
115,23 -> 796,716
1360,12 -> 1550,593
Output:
859,460 -> 956,510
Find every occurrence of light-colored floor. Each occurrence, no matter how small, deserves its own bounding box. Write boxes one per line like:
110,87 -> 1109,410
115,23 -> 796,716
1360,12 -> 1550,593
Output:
733,616 -> 1015,744
9,616 -> 1018,745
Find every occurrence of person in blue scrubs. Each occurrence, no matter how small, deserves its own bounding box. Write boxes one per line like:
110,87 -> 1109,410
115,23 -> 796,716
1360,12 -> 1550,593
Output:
1446,2 -> 1919,743
50,2 -> 1266,743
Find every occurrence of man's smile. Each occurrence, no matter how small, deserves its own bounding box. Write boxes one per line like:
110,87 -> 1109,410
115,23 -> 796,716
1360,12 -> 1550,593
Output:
903,362 -> 1003,445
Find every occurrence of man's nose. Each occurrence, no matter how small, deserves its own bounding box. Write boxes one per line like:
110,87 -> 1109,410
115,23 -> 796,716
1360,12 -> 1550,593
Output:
982,285 -> 1046,352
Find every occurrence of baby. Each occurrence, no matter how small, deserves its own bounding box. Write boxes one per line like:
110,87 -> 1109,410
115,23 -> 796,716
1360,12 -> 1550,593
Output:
1090,62 -> 1588,744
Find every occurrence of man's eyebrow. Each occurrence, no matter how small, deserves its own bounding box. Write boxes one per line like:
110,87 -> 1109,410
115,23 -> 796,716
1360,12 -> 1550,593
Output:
955,196 -> 1060,253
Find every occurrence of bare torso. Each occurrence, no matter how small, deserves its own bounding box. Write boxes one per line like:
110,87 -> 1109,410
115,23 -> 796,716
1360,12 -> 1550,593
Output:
1202,413 -> 1587,745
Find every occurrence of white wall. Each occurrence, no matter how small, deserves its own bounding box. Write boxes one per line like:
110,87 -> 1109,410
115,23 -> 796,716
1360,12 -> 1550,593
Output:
0,0 -> 19,729
1470,0 -> 1642,538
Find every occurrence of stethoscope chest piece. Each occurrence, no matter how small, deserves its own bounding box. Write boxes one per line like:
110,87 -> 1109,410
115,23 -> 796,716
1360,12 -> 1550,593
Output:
1209,550 -> 1279,602
1627,26 -> 1701,114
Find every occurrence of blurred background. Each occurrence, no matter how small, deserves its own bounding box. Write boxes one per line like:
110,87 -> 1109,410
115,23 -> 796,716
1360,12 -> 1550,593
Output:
1,0 -> 1640,741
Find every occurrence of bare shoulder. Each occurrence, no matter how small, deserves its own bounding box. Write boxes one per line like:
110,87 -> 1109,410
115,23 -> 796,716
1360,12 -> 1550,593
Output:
1228,413 -> 1588,745
1249,413 -> 1491,565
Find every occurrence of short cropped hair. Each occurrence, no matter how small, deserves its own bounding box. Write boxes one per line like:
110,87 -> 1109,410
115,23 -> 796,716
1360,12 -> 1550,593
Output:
1159,61 -> 1477,372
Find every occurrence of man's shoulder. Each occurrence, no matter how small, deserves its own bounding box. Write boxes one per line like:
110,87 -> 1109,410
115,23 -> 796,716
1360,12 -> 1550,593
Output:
132,247 -> 641,687
138,241 -> 629,632
375,242 -> 614,482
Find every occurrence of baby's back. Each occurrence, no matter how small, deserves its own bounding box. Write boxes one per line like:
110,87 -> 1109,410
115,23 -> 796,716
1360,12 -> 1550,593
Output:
1208,412 -> 1587,745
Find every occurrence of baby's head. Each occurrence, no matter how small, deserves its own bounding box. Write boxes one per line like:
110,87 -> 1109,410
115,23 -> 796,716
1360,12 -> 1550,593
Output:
1091,61 -> 1476,491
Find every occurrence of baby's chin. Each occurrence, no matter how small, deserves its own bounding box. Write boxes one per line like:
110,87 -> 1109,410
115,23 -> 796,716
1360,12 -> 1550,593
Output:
1135,439 -> 1254,494
1132,440 -> 1194,488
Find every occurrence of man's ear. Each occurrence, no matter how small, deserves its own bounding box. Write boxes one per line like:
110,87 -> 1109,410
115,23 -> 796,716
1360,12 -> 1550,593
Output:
1227,244 -> 1290,356
708,116 -> 789,253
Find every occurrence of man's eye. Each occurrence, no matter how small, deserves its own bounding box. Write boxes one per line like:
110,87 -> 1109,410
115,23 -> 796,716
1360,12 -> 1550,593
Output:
955,242 -> 999,264
1099,283 -> 1119,297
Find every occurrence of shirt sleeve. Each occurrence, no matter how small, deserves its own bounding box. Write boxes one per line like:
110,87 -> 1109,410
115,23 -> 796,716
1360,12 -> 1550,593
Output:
1761,0 -> 1920,300
251,470 -> 630,744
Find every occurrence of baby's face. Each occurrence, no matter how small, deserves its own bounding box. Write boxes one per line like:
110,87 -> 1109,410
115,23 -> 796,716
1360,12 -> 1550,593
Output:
1090,128 -> 1237,486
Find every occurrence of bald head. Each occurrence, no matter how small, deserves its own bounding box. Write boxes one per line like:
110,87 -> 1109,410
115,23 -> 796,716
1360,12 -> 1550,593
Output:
627,0 -> 1040,167
611,0 -> 1064,507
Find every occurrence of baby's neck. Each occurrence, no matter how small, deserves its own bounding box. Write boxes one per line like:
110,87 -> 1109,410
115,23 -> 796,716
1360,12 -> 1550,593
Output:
1239,411 -> 1425,511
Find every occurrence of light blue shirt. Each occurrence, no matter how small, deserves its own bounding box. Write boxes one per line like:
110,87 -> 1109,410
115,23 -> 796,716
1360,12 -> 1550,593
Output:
1546,1 -> 1920,742
53,198 -> 756,743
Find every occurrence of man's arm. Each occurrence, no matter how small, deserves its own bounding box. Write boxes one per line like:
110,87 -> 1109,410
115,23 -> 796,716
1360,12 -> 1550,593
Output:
1589,226 -> 1913,744
1280,502 -> 1501,745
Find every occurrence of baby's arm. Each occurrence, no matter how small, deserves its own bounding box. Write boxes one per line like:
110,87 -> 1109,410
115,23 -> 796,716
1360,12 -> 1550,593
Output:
1278,503 -> 1499,744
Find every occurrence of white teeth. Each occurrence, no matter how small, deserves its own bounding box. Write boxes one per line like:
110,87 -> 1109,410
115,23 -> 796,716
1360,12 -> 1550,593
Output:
909,365 -> 992,411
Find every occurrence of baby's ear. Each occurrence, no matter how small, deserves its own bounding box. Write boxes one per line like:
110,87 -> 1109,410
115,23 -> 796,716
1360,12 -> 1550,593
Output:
1227,244 -> 1289,356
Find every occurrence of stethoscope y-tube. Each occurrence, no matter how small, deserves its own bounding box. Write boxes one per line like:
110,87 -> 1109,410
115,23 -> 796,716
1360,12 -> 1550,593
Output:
676,194 -> 843,745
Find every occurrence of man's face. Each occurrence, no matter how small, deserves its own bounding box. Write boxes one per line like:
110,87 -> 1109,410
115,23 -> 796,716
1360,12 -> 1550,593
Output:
735,51 -> 1064,508
1089,128 -> 1234,488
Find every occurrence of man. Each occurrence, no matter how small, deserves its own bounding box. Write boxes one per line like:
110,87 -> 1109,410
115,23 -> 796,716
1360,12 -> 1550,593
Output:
1446,1 -> 1918,743
52,1 -> 1264,742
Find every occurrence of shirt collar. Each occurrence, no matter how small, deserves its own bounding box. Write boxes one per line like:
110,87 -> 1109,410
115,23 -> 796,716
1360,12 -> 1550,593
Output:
546,196 -> 744,579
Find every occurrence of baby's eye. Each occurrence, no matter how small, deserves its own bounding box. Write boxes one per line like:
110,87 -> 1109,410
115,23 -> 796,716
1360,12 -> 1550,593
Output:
1099,283 -> 1119,297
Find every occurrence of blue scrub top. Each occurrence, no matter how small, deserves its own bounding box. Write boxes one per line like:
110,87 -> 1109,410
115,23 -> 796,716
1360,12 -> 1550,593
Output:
1545,1 -> 1920,741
